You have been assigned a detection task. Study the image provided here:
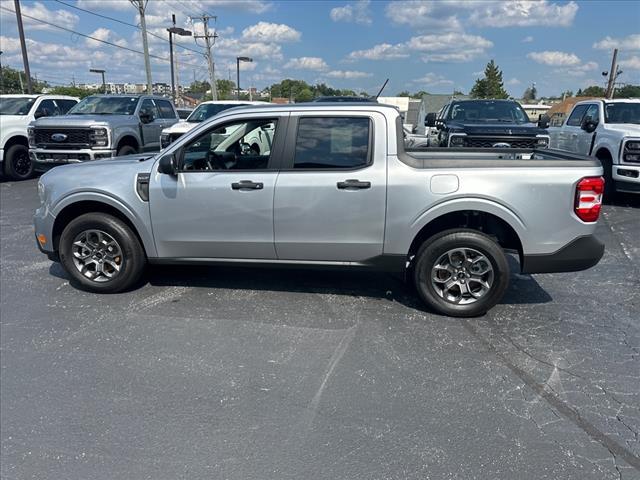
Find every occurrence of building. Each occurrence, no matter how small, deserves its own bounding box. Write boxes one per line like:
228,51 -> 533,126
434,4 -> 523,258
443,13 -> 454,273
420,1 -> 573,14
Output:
519,103 -> 552,122
546,97 -> 601,126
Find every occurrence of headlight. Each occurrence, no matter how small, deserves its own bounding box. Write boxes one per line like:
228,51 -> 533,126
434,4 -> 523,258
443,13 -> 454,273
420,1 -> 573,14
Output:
90,127 -> 109,148
449,135 -> 465,147
624,153 -> 640,162
536,136 -> 550,148
625,141 -> 640,151
160,133 -> 171,149
28,127 -> 35,147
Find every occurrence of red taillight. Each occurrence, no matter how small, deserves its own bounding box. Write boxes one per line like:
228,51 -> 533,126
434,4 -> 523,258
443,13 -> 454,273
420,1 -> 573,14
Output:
574,176 -> 604,222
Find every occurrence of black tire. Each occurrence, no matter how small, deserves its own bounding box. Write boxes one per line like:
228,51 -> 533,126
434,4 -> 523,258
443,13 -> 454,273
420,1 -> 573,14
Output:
4,144 -> 33,180
116,144 -> 138,157
413,229 -> 510,317
597,152 -> 615,201
59,213 -> 146,293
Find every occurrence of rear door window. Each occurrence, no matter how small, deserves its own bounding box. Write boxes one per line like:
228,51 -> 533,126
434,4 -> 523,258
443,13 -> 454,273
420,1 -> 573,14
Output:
56,99 -> 78,113
293,117 -> 371,169
156,99 -> 177,119
566,105 -> 588,126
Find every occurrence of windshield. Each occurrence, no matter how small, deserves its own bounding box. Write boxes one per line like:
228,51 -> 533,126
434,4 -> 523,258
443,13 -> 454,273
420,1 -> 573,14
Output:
0,97 -> 36,115
67,96 -> 139,115
604,103 -> 640,124
187,103 -> 247,123
446,101 -> 530,124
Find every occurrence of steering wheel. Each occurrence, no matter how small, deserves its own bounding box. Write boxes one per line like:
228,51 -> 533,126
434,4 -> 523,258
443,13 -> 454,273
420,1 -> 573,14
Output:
205,150 -> 223,170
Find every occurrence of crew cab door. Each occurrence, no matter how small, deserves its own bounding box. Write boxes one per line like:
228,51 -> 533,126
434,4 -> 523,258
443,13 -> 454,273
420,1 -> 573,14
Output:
148,113 -> 288,259
138,99 -> 162,151
273,113 -> 387,262
577,103 -> 600,155
557,104 -> 588,152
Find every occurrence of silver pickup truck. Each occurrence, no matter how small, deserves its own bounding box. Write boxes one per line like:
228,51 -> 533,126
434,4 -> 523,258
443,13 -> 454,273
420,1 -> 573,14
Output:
34,104 -> 605,317
28,94 -> 179,172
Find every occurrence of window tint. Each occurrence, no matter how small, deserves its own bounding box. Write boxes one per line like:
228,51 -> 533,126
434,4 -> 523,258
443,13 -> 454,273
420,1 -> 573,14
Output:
36,99 -> 60,117
293,117 -> 370,169
566,104 -> 588,126
181,118 -> 277,171
156,100 -> 176,119
583,104 -> 599,123
56,99 -> 78,114
139,99 -> 158,120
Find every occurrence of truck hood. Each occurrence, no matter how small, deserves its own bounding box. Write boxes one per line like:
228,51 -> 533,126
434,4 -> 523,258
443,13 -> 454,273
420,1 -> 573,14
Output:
448,122 -> 546,135
603,123 -> 640,136
41,153 -> 155,185
32,114 -> 136,127
162,121 -> 198,135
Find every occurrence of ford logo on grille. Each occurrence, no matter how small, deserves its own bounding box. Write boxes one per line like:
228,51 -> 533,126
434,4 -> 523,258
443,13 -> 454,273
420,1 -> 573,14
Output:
51,133 -> 67,142
493,142 -> 511,148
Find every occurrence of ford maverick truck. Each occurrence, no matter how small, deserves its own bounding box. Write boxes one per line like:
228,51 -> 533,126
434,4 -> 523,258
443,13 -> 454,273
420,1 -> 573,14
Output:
34,104 -> 604,317
549,98 -> 639,196
425,99 -> 550,149
28,94 -> 179,172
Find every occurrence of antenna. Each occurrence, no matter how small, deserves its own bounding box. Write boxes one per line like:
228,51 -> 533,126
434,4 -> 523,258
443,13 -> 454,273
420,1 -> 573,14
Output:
374,78 -> 389,99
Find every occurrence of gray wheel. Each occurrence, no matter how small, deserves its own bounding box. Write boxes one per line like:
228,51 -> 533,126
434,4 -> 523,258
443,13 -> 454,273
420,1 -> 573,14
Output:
117,144 -> 138,156
413,229 -> 510,317
59,213 -> 146,293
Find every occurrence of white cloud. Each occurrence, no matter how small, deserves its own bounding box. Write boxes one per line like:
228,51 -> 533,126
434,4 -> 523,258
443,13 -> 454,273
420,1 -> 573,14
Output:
78,0 -> 271,13
468,0 -> 578,27
411,72 -> 453,86
285,57 -> 329,71
563,61 -> 598,77
325,70 -> 372,79
619,55 -> 640,70
385,1 -> 462,30
85,28 -> 125,49
527,51 -> 581,66
76,0 -> 133,10
18,1 -> 79,31
593,34 -> 640,51
330,0 -> 373,25
522,36 -> 534,43
347,43 -> 409,61
507,78 -> 521,85
349,33 -> 492,63
241,22 -> 301,43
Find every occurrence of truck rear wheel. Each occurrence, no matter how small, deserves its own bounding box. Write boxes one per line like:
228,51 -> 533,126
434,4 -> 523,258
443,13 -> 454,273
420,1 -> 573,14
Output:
4,144 -> 33,180
413,229 -> 509,317
59,213 -> 146,293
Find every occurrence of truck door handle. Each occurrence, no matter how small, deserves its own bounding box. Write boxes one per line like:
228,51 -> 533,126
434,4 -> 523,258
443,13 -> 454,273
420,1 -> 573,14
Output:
231,180 -> 263,190
337,179 -> 371,190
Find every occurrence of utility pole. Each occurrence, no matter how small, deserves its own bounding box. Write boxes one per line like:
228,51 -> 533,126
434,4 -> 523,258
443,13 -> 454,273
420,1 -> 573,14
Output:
14,0 -> 32,93
605,49 -> 622,99
131,0 -> 153,94
167,16 -> 191,105
193,14 -> 218,100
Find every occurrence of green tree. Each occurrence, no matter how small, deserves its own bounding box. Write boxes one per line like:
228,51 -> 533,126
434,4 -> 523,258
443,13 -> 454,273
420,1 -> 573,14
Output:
614,84 -> 640,98
577,85 -> 606,97
470,60 -> 508,99
216,79 -> 236,99
397,90 -> 411,97
452,89 -> 465,96
0,66 -> 47,94
522,85 -> 537,102
46,86 -> 93,98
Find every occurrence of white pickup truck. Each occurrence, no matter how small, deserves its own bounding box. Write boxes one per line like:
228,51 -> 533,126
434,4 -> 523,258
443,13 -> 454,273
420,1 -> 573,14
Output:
549,99 -> 640,196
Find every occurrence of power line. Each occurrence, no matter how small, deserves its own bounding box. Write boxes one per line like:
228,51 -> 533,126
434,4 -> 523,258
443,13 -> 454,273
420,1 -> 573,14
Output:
0,5 -> 206,70
51,0 -> 204,56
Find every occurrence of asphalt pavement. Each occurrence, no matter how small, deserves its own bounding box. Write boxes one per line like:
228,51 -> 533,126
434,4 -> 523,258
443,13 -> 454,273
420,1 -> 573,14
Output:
1,178 -> 639,480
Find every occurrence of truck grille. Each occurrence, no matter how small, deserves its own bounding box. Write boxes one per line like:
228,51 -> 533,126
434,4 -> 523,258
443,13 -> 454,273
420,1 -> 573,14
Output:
463,136 -> 538,149
34,128 -> 92,149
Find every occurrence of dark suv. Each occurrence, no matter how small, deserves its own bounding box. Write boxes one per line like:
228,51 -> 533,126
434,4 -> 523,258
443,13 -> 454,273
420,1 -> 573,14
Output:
425,99 -> 550,149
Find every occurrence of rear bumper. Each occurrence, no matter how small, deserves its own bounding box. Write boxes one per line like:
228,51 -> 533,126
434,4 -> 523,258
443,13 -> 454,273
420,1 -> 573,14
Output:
521,235 -> 604,274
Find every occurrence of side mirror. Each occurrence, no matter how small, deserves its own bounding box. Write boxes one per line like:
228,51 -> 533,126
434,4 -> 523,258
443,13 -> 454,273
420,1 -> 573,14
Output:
581,115 -> 598,133
425,112 -> 437,127
538,114 -> 550,129
158,153 -> 178,175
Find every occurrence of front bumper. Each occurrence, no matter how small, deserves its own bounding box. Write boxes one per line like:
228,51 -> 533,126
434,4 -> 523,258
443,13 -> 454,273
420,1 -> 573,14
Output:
34,205 -> 57,258
613,164 -> 640,193
30,148 -> 117,171
521,235 -> 605,274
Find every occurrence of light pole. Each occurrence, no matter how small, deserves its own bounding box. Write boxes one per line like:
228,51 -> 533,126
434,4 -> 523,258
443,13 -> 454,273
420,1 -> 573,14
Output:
90,68 -> 106,93
236,56 -> 252,100
167,17 -> 192,103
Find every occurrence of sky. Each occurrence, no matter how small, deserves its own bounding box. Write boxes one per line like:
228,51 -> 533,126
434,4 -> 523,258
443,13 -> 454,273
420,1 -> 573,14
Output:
0,0 -> 639,97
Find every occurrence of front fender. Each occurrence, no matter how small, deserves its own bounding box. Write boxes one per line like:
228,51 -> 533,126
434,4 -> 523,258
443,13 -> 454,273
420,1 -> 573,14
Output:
51,191 -> 157,257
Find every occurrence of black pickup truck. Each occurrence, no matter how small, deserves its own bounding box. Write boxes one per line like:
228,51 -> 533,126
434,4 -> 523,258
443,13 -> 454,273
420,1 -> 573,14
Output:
425,99 -> 550,148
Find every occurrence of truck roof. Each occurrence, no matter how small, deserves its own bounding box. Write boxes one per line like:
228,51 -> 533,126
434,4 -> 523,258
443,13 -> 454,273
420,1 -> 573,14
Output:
573,98 -> 640,106
0,94 -> 78,100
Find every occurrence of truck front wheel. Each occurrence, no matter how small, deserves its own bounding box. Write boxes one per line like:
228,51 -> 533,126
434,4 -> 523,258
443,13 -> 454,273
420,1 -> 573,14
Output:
413,229 -> 510,317
4,144 -> 33,180
59,213 -> 146,293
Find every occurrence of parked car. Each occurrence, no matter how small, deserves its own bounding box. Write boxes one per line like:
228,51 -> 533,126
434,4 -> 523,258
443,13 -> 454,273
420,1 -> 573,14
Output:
0,94 -> 79,180
34,104 -> 605,317
160,100 -> 266,148
549,98 -> 639,196
28,94 -> 179,172
426,99 -> 550,149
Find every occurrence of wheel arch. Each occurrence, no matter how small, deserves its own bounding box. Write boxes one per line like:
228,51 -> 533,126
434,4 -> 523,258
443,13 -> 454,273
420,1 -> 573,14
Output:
116,135 -> 140,152
3,134 -> 29,151
594,145 -> 613,160
51,196 -> 156,257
